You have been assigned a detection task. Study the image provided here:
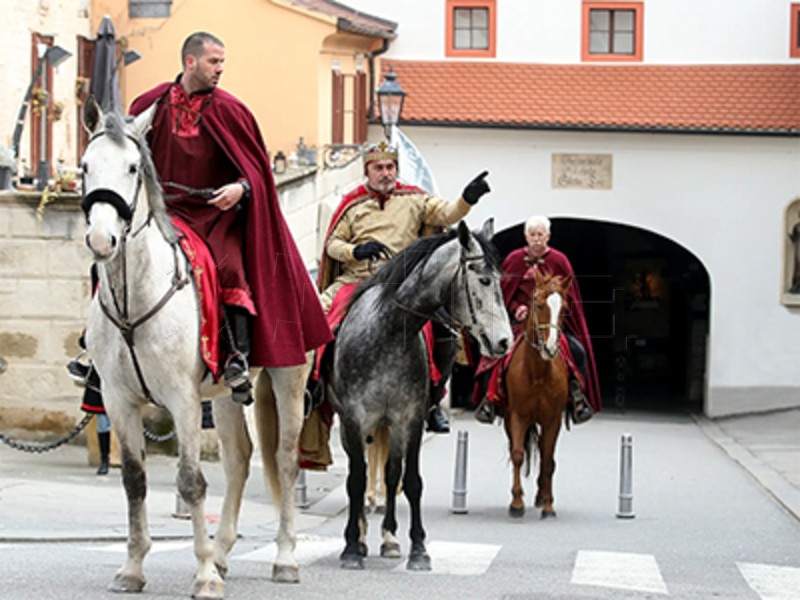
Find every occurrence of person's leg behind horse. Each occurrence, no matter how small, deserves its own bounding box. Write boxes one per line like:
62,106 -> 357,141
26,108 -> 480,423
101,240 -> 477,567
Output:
565,333 -> 593,424
428,316 -> 456,433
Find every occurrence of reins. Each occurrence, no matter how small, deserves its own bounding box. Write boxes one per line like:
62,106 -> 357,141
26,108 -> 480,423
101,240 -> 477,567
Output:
390,251 -> 486,337
85,129 -> 191,405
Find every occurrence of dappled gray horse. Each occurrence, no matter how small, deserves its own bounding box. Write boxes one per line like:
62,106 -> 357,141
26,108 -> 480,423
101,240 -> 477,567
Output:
81,101 -> 309,598
325,220 -> 512,570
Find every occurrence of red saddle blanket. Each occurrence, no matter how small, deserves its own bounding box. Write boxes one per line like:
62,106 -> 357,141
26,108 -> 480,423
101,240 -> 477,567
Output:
173,217 -> 222,380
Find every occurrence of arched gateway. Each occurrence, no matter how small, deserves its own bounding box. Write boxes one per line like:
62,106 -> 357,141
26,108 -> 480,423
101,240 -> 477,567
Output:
491,218 -> 711,413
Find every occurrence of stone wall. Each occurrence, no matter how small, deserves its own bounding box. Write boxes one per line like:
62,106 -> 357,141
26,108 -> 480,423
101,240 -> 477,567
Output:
0,160 -> 362,435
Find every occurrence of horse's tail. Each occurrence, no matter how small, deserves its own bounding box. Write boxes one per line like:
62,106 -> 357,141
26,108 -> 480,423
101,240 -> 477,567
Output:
523,425 -> 538,478
253,371 -> 283,505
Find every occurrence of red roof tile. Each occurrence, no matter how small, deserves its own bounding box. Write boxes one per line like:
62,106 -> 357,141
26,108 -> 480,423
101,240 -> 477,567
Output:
384,61 -> 800,134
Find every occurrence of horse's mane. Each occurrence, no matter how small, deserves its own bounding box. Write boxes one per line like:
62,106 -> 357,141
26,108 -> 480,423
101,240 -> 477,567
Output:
348,225 -> 500,309
102,112 -> 178,245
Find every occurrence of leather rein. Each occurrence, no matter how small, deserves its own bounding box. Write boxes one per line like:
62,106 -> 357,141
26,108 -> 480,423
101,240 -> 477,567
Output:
83,130 -> 191,404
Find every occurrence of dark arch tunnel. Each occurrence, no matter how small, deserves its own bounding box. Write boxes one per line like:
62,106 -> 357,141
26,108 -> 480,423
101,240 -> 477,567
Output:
452,218 -> 711,414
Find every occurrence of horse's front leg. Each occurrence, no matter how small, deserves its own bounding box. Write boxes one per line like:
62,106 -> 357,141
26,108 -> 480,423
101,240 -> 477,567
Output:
211,396 -> 252,579
504,411 -> 527,518
536,417 -> 561,519
261,362 -> 307,583
104,393 -> 151,593
379,435 -> 402,559
170,391 -> 224,599
403,421 -> 430,571
340,420 -> 368,569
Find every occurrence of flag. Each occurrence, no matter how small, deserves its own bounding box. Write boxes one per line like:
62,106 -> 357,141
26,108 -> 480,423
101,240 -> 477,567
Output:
391,126 -> 438,195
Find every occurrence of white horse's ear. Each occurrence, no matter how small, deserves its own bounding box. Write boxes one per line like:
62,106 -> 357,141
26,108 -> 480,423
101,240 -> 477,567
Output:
131,103 -> 157,139
82,96 -> 101,134
480,217 -> 495,240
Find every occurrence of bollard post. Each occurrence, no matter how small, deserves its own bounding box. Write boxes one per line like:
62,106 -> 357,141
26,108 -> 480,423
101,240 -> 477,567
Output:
295,468 -> 310,509
172,491 -> 190,520
451,430 -> 469,514
617,433 -> 635,518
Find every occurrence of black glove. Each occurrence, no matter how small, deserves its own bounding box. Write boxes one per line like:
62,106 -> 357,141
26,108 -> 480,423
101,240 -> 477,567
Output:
462,170 -> 490,205
353,240 -> 390,261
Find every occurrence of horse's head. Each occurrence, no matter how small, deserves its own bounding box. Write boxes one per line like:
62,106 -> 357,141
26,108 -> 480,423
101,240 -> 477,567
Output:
80,98 -> 157,261
453,219 -> 512,358
525,270 -> 572,360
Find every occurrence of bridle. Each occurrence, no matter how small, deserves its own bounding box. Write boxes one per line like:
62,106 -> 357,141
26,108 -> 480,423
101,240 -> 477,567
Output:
82,129 -> 190,404
391,249 -> 488,337
522,290 -> 563,353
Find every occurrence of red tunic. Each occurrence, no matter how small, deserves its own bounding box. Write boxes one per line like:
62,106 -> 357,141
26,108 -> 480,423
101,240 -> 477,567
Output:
131,82 -> 332,367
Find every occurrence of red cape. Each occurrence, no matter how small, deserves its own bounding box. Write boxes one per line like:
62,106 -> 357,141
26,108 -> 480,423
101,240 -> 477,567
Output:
501,247 -> 602,411
131,83 -> 332,367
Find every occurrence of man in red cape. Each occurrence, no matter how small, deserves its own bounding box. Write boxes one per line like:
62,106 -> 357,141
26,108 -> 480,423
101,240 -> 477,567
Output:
130,32 -> 331,402
474,215 -> 600,424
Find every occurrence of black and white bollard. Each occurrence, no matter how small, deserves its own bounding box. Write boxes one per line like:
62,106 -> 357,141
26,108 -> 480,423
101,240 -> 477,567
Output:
451,430 -> 469,514
617,433 -> 635,519
295,468 -> 310,509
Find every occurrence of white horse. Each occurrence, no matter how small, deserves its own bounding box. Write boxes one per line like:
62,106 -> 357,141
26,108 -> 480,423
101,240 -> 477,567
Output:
81,100 -> 309,598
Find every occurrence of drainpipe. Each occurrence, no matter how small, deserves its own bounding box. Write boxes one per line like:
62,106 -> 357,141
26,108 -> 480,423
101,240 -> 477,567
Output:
367,38 -> 390,120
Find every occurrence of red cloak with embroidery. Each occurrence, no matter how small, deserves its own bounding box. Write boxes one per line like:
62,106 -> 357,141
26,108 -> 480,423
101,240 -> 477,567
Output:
501,246 -> 602,411
131,82 -> 332,367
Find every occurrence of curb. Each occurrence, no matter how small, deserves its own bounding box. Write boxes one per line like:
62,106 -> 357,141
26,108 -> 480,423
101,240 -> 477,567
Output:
693,413 -> 800,523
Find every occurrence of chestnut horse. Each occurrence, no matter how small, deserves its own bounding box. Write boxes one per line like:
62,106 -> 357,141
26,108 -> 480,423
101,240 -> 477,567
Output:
504,271 -> 572,519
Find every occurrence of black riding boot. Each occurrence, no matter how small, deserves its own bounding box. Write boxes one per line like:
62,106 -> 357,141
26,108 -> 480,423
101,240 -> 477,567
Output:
569,378 -> 594,424
224,307 -> 253,405
426,317 -> 456,434
97,430 -> 110,475
473,370 -> 496,424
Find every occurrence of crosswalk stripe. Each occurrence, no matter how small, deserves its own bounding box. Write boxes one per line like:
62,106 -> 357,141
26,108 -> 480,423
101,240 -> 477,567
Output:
737,562 -> 800,600
234,534 -> 342,564
391,540 -> 501,575
571,550 -> 668,594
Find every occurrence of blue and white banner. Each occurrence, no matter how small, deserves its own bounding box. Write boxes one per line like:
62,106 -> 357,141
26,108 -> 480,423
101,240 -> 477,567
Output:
391,126 -> 438,195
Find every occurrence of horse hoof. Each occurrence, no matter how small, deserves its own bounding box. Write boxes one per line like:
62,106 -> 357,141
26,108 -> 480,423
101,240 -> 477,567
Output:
340,554 -> 364,570
109,573 -> 146,593
272,563 -> 300,584
406,551 -> 431,571
359,541 -> 369,557
534,496 -> 544,508
191,578 -> 224,599
508,505 -> 525,519
380,541 -> 402,559
541,508 -> 557,519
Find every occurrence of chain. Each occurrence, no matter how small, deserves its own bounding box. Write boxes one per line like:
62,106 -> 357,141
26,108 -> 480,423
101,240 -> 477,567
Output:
143,427 -> 176,443
0,414 -> 93,454
0,415 -> 177,452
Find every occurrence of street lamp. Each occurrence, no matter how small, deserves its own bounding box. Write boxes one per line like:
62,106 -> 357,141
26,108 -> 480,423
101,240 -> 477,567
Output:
10,44 -> 72,189
376,68 -> 406,140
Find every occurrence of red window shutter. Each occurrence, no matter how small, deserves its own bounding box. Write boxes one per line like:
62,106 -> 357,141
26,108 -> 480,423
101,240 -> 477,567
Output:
353,71 -> 367,144
76,36 -> 96,161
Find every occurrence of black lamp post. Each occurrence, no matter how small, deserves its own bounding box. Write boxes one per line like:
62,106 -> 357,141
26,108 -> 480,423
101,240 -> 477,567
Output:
376,68 -> 406,140
11,44 -> 72,190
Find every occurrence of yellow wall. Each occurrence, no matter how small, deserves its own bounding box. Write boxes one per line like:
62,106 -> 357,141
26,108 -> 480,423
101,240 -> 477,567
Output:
91,0 -> 381,158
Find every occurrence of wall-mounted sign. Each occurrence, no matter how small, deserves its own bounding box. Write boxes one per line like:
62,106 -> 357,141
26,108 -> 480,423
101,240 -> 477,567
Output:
552,153 -> 612,190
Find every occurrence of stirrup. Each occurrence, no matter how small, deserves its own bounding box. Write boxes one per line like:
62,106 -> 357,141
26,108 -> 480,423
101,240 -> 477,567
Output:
224,352 -> 250,389
67,351 -> 91,386
474,398 -> 496,424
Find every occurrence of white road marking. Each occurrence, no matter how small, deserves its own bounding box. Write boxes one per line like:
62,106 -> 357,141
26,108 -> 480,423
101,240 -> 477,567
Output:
571,550 -> 668,594
234,534 -> 342,564
392,540 -> 501,575
737,562 -> 800,600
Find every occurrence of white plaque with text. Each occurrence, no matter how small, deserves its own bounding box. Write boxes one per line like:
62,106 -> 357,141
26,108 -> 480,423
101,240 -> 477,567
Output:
552,153 -> 612,190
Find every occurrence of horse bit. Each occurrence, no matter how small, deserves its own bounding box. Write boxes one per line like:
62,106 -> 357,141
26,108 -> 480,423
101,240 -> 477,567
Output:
81,130 -> 190,404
